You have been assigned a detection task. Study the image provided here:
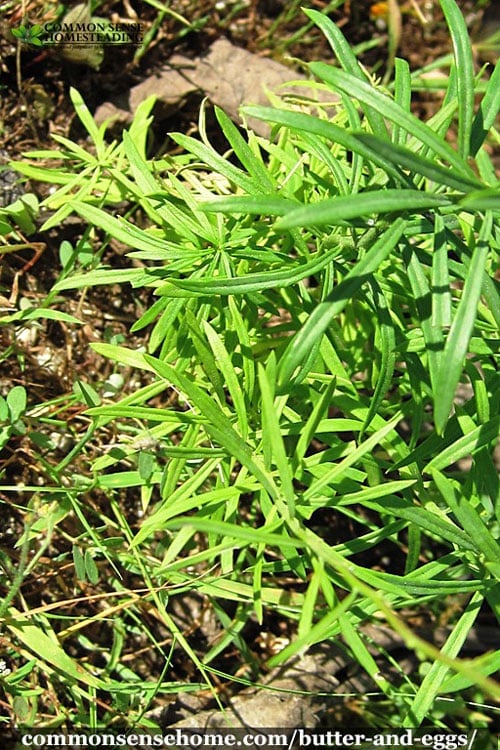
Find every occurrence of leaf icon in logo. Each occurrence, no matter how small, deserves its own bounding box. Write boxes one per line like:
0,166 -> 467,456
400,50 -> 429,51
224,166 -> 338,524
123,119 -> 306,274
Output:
11,23 -> 44,46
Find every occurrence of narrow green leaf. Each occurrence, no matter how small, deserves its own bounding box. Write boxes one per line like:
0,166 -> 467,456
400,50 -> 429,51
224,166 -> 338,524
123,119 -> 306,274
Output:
69,88 -> 103,153
161,245 -> 338,295
242,106 -> 411,187
74,380 -> 100,408
304,412 -> 402,501
393,57 -> 411,145
293,378 -> 337,467
439,650 -> 500,693
90,344 -> 156,373
431,214 -> 452,329
355,133 -> 482,191
142,354 -> 278,501
186,311 -> 226,405
72,545 -> 86,581
268,592 -> 357,666
6,386 -> 26,422
214,107 -> 274,190
297,565 -> 322,639
164,516 -> 297,549
84,550 -> 100,585
336,480 -> 417,506
275,190 -> 451,230
200,195 -> 298,217
98,470 -> 162,488
134,462 -> 231,546
470,58 -> 500,156
66,202 -> 173,255
303,9 -> 365,80
203,320 -> 248,439
170,133 -> 261,194
363,494 -> 477,551
258,361 -> 295,516
405,246 -> 443,390
85,405 -> 201,424
403,591 -> 483,726
50,134 -> 99,165
433,212 -> 493,433
229,296 -> 255,402
362,280 -> 396,434
309,65 -> 477,181
432,470 -> 500,562
425,415 -> 499,472
158,171 -> 220,243
138,450 -> 155,483
276,219 -> 406,389
54,268 -> 146,291
122,130 -> 161,195
339,614 -> 391,694
127,96 -> 156,158
303,8 -> 387,138
459,189 -> 500,212
440,0 -> 475,159
6,607 -> 101,688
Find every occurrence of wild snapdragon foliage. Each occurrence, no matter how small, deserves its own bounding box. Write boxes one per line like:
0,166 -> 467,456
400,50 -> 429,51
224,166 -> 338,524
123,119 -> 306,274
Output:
2,0 -> 499,732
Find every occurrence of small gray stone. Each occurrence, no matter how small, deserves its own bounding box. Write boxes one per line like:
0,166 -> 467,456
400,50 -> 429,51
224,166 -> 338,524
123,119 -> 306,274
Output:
94,38 -> 336,137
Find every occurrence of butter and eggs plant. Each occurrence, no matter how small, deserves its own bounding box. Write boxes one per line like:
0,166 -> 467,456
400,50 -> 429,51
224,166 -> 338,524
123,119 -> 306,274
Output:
4,0 -> 499,730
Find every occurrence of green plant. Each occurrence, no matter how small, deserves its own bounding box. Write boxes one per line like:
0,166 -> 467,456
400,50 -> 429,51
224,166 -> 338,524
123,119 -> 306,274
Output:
0,386 -> 27,452
2,0 -> 499,732
0,192 -> 39,235
11,23 -> 44,46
